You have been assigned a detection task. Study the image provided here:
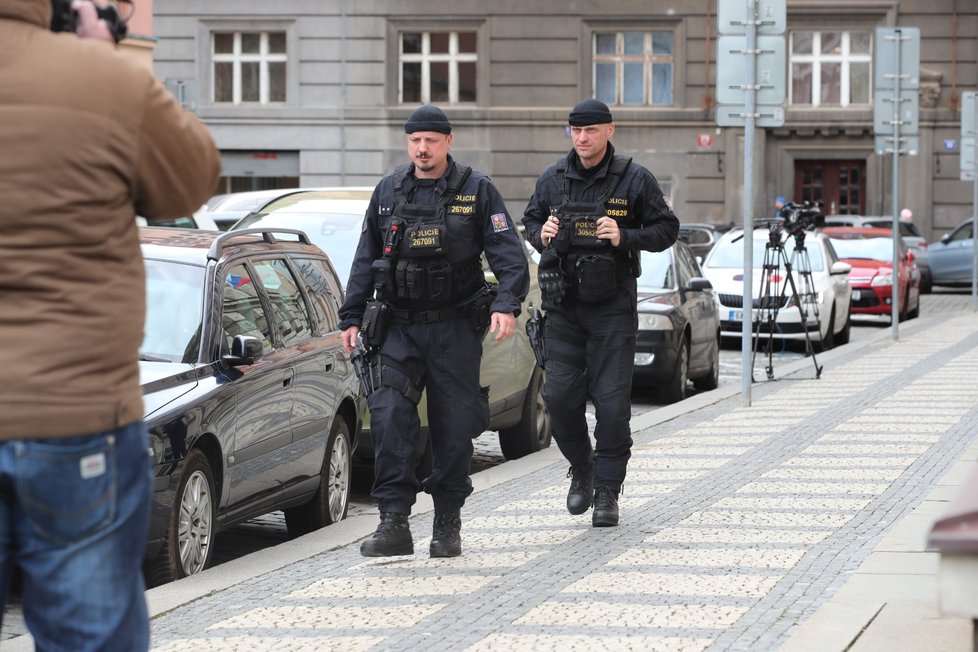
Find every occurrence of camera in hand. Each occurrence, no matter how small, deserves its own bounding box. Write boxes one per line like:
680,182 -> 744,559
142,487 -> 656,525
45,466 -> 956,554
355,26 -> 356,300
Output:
774,200 -> 824,237
50,0 -> 130,43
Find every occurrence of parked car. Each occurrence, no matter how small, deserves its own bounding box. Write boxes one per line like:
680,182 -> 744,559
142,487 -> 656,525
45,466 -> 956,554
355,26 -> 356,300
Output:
701,224 -> 853,350
195,188 -> 305,231
633,241 -> 720,403
139,227 -> 364,585
824,215 -> 931,293
822,226 -> 920,321
678,222 -> 734,261
136,212 -> 218,230
927,218 -> 975,288
232,188 -> 551,461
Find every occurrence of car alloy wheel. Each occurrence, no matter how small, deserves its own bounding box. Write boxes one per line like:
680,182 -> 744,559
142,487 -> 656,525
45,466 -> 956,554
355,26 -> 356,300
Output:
179,467 -> 214,576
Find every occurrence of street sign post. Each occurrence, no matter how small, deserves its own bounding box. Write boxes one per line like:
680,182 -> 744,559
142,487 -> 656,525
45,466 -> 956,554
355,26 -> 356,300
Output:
716,0 -> 786,406
874,27 -> 920,339
960,91 -> 978,310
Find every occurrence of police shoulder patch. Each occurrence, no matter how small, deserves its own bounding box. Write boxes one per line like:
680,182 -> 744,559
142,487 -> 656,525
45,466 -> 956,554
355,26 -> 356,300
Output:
490,213 -> 510,233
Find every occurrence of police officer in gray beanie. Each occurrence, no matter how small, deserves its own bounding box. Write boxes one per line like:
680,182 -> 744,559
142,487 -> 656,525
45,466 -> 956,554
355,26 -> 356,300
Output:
340,105 -> 529,557
523,99 -> 679,527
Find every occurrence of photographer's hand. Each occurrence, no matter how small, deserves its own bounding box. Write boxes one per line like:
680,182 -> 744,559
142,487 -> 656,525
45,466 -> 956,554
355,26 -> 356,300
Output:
71,0 -> 114,43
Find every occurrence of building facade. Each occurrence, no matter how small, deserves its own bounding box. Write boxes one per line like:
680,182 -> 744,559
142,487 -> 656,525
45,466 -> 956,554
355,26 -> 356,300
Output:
152,0 -> 978,238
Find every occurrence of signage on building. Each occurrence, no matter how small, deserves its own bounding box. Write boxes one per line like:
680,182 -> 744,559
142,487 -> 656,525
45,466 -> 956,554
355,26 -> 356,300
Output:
697,134 -> 713,148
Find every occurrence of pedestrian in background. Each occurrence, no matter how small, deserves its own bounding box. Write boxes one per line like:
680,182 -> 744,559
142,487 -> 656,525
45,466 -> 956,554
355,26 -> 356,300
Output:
522,99 -> 679,527
774,196 -> 787,215
0,0 -> 220,649
900,208 -> 914,224
339,105 -> 529,558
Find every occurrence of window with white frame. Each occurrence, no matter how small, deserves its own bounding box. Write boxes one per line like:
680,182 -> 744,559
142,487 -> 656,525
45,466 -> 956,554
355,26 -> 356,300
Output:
399,31 -> 477,104
594,31 -> 674,106
789,31 -> 872,107
213,32 -> 287,105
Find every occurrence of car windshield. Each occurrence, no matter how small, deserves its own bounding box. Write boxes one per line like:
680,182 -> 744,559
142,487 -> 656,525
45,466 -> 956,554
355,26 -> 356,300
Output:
234,212 -> 364,285
706,232 -> 825,271
637,249 -> 674,291
141,259 -> 205,363
827,236 -> 894,262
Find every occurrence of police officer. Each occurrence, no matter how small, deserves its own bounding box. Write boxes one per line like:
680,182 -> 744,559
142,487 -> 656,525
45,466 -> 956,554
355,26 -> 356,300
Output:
339,105 -> 529,557
522,99 -> 679,527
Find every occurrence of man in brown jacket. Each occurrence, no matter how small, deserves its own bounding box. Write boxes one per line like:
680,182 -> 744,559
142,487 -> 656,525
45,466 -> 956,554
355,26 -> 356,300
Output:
0,0 -> 220,648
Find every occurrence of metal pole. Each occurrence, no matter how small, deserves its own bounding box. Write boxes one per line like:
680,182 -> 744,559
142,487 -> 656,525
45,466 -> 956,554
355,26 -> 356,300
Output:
890,31 -> 902,339
741,0 -> 757,407
972,166 -> 977,311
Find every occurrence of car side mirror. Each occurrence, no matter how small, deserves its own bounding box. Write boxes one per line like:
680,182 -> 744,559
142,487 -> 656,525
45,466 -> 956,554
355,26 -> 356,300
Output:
222,335 -> 263,367
830,261 -> 852,275
685,277 -> 713,292
941,233 -> 952,244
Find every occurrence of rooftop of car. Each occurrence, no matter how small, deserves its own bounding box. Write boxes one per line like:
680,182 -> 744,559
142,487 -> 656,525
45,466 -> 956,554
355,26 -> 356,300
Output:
139,226 -> 323,265
254,187 -> 374,214
821,226 -> 895,238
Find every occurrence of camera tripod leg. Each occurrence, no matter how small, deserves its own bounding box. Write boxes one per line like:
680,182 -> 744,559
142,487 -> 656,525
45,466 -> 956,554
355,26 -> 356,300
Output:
780,253 -> 822,379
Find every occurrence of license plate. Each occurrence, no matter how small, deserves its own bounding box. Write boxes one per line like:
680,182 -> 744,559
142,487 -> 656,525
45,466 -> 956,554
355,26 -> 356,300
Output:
728,310 -> 743,321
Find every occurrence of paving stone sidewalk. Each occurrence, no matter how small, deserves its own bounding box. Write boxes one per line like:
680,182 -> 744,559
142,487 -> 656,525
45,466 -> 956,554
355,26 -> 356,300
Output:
141,300 -> 978,652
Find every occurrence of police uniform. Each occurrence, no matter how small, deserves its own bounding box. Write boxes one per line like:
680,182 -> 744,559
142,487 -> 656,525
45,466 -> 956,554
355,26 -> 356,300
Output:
339,106 -> 529,556
522,100 -> 679,525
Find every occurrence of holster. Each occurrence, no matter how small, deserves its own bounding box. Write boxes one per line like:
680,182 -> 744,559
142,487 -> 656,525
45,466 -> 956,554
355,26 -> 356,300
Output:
360,299 -> 392,349
470,283 -> 495,336
525,307 -> 547,368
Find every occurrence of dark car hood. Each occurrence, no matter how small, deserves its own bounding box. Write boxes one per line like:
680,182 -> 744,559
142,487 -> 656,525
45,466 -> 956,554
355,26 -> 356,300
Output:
140,362 -> 199,419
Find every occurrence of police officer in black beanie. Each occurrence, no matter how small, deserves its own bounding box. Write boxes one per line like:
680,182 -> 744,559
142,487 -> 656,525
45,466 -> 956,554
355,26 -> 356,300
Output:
339,104 -> 529,557
522,99 -> 679,527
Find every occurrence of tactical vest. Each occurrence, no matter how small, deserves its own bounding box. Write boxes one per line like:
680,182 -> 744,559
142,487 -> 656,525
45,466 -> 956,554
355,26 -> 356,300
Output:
549,154 -> 632,304
389,164 -> 484,307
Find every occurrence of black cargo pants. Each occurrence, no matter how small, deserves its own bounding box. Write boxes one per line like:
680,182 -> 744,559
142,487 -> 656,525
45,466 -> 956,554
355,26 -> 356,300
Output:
367,316 -> 488,515
543,287 -> 637,492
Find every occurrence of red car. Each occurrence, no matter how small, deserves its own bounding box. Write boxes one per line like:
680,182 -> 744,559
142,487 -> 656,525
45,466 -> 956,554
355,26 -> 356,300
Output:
822,226 -> 921,321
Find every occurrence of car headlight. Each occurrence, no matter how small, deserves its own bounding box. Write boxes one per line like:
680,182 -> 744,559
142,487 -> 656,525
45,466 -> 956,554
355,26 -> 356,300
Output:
637,313 -> 673,331
871,274 -> 893,287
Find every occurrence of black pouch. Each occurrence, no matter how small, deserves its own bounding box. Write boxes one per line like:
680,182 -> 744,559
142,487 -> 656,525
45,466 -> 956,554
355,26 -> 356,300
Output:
575,253 -> 617,304
360,299 -> 392,349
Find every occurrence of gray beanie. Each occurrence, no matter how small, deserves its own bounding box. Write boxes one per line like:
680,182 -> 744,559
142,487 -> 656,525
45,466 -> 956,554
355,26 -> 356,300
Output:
404,105 -> 452,134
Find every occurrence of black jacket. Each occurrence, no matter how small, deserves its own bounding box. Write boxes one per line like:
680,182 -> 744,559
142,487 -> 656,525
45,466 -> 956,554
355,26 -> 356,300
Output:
339,157 -> 530,329
522,144 -> 680,258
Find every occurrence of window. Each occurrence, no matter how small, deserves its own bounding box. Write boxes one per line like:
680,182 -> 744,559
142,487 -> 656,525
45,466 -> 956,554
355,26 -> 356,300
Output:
213,32 -> 287,104
399,31 -> 477,104
594,31 -> 674,106
253,260 -> 312,346
291,258 -> 341,331
222,264 -> 273,355
789,31 -> 871,107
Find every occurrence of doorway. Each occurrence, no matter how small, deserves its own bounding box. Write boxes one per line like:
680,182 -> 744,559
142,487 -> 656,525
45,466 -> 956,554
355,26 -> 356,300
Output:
794,160 -> 866,215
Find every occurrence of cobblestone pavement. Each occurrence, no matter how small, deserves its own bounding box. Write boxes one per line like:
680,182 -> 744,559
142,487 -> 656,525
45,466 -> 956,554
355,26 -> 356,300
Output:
141,293 -> 978,652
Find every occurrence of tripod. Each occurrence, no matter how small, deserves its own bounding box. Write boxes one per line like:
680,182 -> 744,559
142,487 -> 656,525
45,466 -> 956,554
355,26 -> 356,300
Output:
750,224 -> 823,381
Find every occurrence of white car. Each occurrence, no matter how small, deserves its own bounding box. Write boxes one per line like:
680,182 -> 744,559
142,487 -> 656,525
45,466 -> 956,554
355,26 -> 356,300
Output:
701,224 -> 853,350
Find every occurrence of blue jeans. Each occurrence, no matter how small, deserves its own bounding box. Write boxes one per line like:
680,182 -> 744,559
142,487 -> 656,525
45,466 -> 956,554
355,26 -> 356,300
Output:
0,422 -> 152,652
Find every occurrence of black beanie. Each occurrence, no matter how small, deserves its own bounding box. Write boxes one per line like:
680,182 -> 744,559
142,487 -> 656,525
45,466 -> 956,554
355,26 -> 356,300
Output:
404,104 -> 452,134
568,99 -> 614,126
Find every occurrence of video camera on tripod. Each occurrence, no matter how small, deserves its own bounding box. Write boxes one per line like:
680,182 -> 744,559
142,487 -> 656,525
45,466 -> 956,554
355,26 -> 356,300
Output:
773,200 -> 825,238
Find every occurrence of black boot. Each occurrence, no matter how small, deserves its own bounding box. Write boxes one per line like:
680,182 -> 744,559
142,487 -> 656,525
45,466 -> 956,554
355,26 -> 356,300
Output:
360,512 -> 413,557
429,511 -> 462,558
592,486 -> 619,527
566,457 -> 594,515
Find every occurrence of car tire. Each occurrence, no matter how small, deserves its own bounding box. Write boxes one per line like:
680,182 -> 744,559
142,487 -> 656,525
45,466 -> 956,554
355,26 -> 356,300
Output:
146,448 -> 216,586
692,332 -> 720,391
919,270 -> 932,294
836,307 -> 851,345
817,308 -> 836,352
658,337 -> 689,404
284,417 -> 352,537
498,366 -> 552,460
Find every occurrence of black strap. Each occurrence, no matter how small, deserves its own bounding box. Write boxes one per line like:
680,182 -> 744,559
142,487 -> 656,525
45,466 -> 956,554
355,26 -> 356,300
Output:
377,354 -> 424,404
556,154 -> 632,205
395,162 -> 472,208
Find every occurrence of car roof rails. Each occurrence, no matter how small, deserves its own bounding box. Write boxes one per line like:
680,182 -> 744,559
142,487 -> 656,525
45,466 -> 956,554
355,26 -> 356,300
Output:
207,228 -> 313,261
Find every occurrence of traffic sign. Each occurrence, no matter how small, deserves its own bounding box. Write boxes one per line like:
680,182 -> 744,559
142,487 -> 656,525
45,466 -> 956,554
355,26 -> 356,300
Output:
875,28 -> 920,90
873,89 -> 919,135
716,35 -> 786,105
718,0 -> 786,35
